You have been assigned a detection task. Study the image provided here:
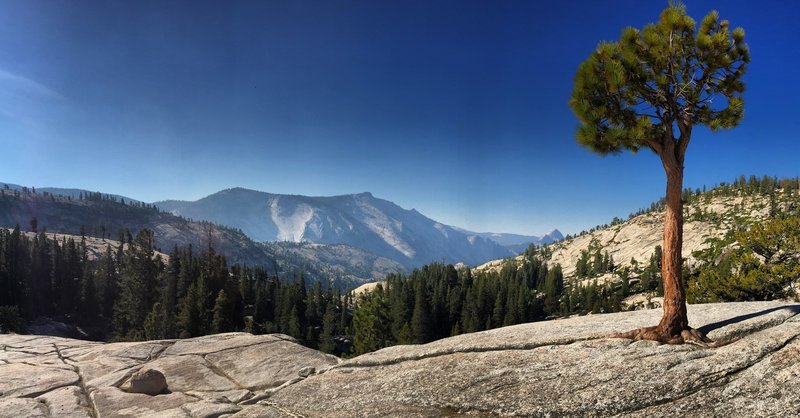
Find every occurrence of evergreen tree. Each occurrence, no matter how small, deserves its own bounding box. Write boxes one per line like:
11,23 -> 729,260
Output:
352,284 -> 390,355
80,267 -> 99,321
161,248 -> 181,338
98,246 -> 119,320
287,305 -> 302,338
318,298 -> 337,354
389,279 -> 412,343
592,250 -> 604,276
410,279 -> 432,344
460,288 -> 480,333
570,3 -> 748,343
211,289 -> 234,333
543,265 -> 564,316
113,229 -> 161,340
144,302 -> 166,340
178,281 -> 203,338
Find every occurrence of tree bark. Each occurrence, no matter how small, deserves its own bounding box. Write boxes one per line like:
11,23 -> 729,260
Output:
657,147 -> 688,337
611,140 -> 710,345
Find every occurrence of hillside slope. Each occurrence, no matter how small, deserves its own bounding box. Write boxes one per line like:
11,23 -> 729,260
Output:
478,186 -> 800,282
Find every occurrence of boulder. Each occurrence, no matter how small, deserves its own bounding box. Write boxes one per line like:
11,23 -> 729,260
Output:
298,366 -> 315,378
126,368 -> 167,395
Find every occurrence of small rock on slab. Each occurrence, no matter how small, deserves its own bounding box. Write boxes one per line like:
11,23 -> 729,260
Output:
298,366 -> 315,378
127,368 -> 167,395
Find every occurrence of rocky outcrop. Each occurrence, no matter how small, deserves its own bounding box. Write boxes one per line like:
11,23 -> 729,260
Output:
2,302 -> 800,417
476,193 -> 779,278
0,333 -> 339,417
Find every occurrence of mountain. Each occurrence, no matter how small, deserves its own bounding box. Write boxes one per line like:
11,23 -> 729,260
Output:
453,228 -> 564,254
0,187 -> 404,287
538,228 -> 565,243
155,188 -> 515,267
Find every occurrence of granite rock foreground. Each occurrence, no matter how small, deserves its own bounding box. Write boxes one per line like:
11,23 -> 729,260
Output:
2,301 -> 800,417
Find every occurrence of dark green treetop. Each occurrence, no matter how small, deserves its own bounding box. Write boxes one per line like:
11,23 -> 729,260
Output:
569,4 -> 749,158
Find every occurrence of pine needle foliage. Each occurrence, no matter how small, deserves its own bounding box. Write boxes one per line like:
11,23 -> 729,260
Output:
570,3 -> 749,155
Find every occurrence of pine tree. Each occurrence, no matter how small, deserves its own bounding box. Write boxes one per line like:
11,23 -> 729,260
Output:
570,3 -> 747,343
287,305 -> 302,338
98,246 -> 118,319
410,279 -> 431,344
491,289 -> 505,328
319,299 -> 337,354
352,284 -> 390,355
178,282 -> 203,338
144,302 -> 166,340
113,229 -> 161,340
543,265 -> 564,316
80,267 -> 99,321
390,280 -> 412,342
211,289 -> 234,333
161,248 -> 180,338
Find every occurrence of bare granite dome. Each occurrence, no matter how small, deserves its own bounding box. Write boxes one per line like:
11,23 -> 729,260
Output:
2,301 -> 799,417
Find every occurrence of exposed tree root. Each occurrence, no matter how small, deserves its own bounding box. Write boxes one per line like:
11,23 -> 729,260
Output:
611,326 -> 717,348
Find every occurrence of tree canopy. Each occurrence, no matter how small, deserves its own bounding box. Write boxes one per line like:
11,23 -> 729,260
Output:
570,4 -> 749,158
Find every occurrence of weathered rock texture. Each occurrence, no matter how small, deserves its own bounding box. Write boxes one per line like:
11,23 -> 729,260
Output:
0,333 -> 339,417
3,302 -> 800,417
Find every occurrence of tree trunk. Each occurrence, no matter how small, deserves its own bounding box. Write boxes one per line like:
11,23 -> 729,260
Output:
657,153 -> 688,337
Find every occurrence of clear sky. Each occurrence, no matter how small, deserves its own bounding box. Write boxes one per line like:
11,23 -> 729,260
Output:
1,1 -> 798,236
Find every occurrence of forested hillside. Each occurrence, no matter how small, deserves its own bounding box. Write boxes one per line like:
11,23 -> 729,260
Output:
477,176 -> 800,307
0,226 -> 357,351
0,186 -> 404,288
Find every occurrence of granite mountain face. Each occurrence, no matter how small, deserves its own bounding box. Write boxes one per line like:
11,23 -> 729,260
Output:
156,188 -> 523,268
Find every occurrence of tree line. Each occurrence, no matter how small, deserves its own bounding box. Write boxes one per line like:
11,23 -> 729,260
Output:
349,245 -> 632,355
1,224 -> 631,356
0,226 -> 356,355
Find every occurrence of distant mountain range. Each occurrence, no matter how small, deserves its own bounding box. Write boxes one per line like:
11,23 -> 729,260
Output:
451,228 -> 564,254
1,182 -> 561,287
0,185 -> 404,288
155,188 -> 550,268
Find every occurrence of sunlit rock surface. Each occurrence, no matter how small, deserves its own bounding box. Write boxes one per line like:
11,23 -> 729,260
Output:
2,302 -> 799,417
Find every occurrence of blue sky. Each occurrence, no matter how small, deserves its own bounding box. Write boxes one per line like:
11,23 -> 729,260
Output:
1,1 -> 798,236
